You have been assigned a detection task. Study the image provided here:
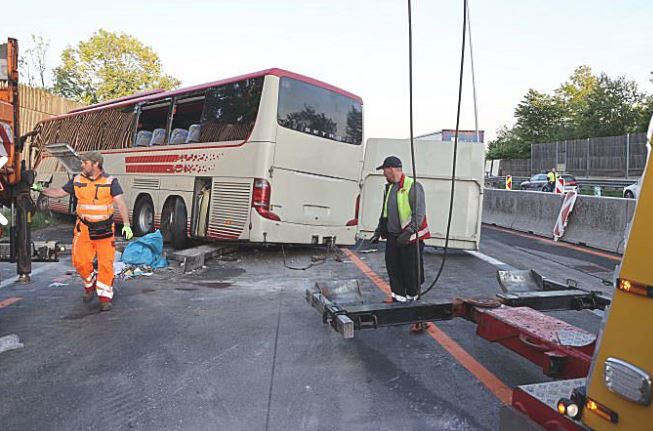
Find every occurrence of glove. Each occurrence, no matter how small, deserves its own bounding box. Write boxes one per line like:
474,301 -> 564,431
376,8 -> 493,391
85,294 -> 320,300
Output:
122,224 -> 133,240
397,230 -> 412,245
31,183 -> 44,192
370,229 -> 381,244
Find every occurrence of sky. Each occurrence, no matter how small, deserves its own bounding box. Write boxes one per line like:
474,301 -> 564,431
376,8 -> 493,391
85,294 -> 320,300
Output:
6,0 -> 653,142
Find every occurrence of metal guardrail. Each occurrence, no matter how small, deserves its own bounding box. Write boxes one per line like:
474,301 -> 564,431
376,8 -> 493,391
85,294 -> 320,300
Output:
485,176 -> 637,190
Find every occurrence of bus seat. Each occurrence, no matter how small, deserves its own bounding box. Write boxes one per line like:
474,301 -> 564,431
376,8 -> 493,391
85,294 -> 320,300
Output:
135,130 -> 153,147
186,124 -> 201,143
170,128 -> 189,145
150,128 -> 166,146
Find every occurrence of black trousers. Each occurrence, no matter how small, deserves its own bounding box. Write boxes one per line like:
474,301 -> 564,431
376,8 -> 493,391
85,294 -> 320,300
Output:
385,235 -> 425,297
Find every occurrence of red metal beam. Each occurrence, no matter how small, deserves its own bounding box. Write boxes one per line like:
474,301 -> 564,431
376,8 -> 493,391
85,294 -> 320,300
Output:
471,306 -> 594,379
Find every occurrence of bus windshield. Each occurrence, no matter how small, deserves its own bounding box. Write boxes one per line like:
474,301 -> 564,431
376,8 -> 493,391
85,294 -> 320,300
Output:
277,77 -> 362,145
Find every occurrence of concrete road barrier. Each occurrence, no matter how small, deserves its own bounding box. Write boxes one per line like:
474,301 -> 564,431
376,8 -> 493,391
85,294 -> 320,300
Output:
483,189 -> 634,254
483,189 -> 559,237
563,195 -> 636,254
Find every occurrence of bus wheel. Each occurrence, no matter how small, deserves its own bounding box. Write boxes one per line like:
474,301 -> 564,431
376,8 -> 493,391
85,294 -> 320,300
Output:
133,196 -> 155,236
170,197 -> 188,249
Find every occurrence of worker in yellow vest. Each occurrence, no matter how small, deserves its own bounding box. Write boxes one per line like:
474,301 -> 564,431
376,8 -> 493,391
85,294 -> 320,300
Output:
370,156 -> 430,315
546,167 -> 558,192
33,152 -> 133,311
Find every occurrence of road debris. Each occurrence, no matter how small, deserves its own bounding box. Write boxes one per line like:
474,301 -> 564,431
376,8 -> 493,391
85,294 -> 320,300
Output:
119,265 -> 154,280
0,334 -> 24,355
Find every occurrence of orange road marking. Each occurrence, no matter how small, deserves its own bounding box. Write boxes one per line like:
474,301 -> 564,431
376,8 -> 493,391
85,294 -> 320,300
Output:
0,297 -> 22,309
342,248 -> 512,405
484,224 -> 621,262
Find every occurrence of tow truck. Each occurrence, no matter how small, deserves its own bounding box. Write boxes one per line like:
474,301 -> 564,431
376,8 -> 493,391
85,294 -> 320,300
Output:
307,115 -> 653,429
0,38 -> 60,283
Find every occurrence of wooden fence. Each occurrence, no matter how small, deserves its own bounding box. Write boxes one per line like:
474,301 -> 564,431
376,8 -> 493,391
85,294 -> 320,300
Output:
18,84 -> 85,135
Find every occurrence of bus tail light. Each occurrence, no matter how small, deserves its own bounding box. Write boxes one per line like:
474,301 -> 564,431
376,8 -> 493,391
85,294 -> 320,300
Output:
252,178 -> 280,221
346,194 -> 360,226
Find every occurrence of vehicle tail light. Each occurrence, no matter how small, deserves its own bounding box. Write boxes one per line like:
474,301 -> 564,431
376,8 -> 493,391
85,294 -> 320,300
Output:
252,178 -> 280,221
585,397 -> 618,423
617,279 -> 653,297
346,194 -> 360,226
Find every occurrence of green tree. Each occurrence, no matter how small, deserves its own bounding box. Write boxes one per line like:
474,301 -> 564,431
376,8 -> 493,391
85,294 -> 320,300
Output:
486,126 -> 528,160
577,73 -> 648,137
513,89 -> 567,144
53,29 -> 180,104
554,65 -> 599,137
486,66 -> 652,160
635,95 -> 653,132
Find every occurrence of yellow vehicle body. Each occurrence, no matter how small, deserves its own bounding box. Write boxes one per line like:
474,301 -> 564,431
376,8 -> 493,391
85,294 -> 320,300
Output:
583,117 -> 653,430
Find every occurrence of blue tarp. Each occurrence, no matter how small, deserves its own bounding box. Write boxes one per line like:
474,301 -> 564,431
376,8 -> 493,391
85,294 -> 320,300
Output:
121,230 -> 168,269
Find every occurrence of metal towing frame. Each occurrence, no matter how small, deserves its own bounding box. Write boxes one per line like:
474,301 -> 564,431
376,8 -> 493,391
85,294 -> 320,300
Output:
306,269 -> 612,429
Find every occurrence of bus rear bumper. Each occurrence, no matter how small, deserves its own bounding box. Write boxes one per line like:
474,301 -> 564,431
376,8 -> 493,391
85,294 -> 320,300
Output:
250,216 -> 356,245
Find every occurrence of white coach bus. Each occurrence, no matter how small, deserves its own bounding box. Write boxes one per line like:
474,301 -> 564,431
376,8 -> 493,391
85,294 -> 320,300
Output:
31,69 -> 364,248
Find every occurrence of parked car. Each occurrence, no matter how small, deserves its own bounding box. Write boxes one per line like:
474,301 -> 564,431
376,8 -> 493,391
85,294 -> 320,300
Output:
520,173 -> 578,192
623,180 -> 641,199
520,173 -> 548,190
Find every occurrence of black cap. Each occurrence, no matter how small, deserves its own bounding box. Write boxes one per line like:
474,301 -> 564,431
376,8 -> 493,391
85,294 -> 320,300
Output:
376,156 -> 402,170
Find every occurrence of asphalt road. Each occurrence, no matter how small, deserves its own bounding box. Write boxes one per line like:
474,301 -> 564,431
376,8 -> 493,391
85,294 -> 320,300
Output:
0,225 -> 616,430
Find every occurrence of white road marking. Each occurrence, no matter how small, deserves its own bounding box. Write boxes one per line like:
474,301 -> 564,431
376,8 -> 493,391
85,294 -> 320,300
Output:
0,262 -> 59,289
465,250 -> 515,270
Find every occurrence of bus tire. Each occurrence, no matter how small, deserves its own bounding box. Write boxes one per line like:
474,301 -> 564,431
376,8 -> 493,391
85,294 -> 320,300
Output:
170,197 -> 188,249
133,196 -> 155,237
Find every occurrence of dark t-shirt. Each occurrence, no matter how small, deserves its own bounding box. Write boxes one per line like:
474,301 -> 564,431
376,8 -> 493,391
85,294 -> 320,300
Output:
63,172 -> 124,197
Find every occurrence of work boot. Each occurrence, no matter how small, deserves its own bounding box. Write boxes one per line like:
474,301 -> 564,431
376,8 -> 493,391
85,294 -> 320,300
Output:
82,288 -> 96,304
99,301 -> 112,312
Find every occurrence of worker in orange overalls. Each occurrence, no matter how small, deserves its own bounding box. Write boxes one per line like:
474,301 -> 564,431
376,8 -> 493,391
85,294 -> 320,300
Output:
33,152 -> 133,311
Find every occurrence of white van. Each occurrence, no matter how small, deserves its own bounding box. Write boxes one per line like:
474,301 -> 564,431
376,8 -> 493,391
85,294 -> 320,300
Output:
358,138 -> 484,250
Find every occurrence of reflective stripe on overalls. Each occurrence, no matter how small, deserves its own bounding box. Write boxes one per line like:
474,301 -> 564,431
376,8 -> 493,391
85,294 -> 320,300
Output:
73,174 -> 115,222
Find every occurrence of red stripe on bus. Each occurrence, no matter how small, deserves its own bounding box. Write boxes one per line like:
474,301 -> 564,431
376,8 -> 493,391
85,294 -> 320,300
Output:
125,165 -> 175,173
125,155 -> 181,164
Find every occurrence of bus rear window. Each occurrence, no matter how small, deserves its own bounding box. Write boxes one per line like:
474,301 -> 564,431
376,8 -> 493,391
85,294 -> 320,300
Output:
200,77 -> 264,142
277,77 -> 362,145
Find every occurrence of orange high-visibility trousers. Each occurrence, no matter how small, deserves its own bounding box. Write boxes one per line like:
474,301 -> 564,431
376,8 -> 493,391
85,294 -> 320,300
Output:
72,222 -> 115,302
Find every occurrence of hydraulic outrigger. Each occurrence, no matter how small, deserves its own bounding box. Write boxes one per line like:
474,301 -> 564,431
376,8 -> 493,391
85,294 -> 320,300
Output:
1,38 -> 60,283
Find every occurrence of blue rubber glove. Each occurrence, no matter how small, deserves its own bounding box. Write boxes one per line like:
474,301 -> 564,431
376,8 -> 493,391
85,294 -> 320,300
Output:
122,224 -> 133,240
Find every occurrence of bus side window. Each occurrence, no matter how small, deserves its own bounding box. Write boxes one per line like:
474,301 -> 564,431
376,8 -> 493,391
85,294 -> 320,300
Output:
200,78 -> 264,143
170,94 -> 205,145
136,100 -> 171,146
